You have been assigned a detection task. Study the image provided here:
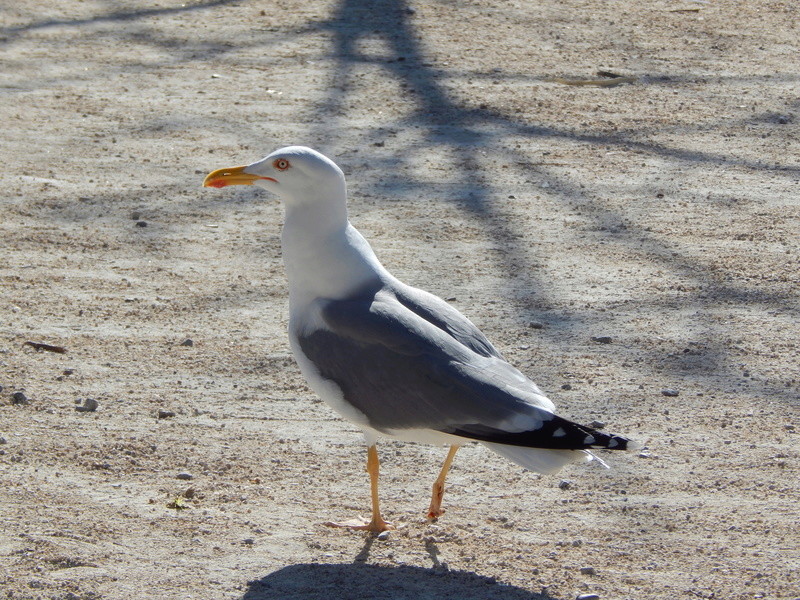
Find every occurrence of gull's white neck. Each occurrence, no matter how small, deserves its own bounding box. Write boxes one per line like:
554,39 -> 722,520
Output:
281,193 -> 385,308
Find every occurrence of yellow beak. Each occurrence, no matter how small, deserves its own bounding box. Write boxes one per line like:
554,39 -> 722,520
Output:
203,165 -> 277,188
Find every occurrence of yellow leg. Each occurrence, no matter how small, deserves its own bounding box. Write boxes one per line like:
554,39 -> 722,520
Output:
324,444 -> 395,533
364,444 -> 393,531
427,445 -> 459,520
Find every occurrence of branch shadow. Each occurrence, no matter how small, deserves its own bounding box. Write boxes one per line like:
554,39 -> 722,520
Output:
240,563 -> 559,600
307,0 -> 800,407
0,0 -> 237,38
0,0 -> 301,89
315,0 -> 799,171
313,0 -> 798,284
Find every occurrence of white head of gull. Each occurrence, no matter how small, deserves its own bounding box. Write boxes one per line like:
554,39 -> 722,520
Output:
204,146 -> 635,532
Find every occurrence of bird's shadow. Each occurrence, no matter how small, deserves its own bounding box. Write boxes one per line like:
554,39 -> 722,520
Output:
240,561 -> 560,600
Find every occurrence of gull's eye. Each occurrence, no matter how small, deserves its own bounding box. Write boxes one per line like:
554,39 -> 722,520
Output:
273,158 -> 291,171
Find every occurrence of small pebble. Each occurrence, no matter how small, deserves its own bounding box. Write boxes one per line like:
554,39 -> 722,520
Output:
661,389 -> 679,397
180,338 -> 194,347
243,538 -> 254,545
75,398 -> 99,412
177,472 -> 193,481
558,480 -> 572,490
158,409 -> 176,419
0,437 -> 6,445
589,420 -> 605,429
577,594 -> 600,600
580,566 -> 596,575
135,221 -> 148,228
561,383 -> 572,390
591,336 -> 613,344
183,487 -> 196,499
528,321 -> 544,330
130,211 -> 141,220
377,530 -> 391,540
11,391 -> 29,405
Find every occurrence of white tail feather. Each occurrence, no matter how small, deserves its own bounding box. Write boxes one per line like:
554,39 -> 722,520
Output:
483,442 -> 592,475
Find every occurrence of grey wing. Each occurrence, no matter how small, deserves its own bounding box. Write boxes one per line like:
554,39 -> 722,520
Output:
388,277 -> 505,360
296,290 -> 617,450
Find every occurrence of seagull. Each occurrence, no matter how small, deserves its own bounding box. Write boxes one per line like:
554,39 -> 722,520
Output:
204,146 -> 635,532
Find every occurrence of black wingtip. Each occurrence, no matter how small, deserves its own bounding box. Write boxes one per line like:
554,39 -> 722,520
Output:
587,429 -> 636,451
444,416 -> 636,451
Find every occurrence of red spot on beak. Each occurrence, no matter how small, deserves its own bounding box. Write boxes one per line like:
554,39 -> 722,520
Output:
207,179 -> 228,188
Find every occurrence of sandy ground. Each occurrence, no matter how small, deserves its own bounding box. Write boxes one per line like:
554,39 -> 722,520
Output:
1,1 -> 799,599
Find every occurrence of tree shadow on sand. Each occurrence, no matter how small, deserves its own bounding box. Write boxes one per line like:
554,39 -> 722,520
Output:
300,0 -> 800,408
241,562 -> 560,600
